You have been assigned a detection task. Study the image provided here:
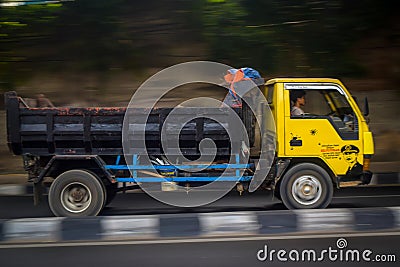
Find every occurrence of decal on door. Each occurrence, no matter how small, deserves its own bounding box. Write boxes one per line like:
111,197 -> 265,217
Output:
341,145 -> 363,180
320,144 -> 340,160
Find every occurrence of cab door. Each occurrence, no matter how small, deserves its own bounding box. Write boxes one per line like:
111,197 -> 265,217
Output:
284,83 -> 363,177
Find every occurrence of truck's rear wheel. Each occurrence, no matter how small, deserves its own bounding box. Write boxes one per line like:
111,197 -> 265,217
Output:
279,163 -> 333,209
48,170 -> 105,216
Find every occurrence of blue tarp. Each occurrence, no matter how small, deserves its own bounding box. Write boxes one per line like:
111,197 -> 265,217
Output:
223,67 -> 263,107
227,67 -> 262,81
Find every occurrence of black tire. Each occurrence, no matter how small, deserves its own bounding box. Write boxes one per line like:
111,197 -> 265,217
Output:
48,170 -> 105,217
279,163 -> 333,209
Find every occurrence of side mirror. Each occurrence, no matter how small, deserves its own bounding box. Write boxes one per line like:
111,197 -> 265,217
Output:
364,97 -> 369,117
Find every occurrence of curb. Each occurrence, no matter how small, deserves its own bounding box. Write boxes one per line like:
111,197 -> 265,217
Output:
0,207 -> 399,243
0,172 -> 399,196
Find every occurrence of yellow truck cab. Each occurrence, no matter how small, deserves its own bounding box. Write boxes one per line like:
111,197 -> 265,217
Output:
264,78 -> 374,209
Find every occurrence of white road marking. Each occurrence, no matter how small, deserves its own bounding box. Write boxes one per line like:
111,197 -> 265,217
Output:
333,194 -> 400,199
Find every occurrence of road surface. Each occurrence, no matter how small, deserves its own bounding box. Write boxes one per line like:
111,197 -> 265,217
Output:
0,231 -> 398,267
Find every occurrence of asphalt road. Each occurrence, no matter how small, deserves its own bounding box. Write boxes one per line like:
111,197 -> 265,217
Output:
0,232 -> 398,267
0,186 -> 399,219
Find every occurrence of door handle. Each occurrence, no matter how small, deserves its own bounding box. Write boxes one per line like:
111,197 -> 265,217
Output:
290,137 -> 303,146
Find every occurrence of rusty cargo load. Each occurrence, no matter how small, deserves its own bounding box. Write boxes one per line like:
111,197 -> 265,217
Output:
5,91 -> 254,157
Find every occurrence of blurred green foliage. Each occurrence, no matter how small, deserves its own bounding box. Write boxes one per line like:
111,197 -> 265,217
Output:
0,0 -> 398,90
198,0 -> 398,76
0,0 -> 134,89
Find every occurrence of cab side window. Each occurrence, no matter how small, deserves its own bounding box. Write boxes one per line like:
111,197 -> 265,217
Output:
305,90 -> 330,115
289,88 -> 358,140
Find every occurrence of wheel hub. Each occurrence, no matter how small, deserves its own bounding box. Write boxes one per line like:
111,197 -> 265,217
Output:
61,182 -> 92,213
70,188 -> 85,202
291,175 -> 322,206
302,185 -> 312,195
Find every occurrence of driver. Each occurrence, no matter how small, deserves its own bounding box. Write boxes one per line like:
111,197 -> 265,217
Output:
290,90 -> 306,116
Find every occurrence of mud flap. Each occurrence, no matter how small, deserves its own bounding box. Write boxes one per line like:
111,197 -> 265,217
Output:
33,182 -> 43,206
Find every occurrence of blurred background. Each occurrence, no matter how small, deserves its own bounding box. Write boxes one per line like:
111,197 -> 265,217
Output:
0,0 -> 399,175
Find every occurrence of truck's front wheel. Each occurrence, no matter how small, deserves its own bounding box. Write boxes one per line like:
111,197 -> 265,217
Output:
48,170 -> 105,216
280,163 -> 333,209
